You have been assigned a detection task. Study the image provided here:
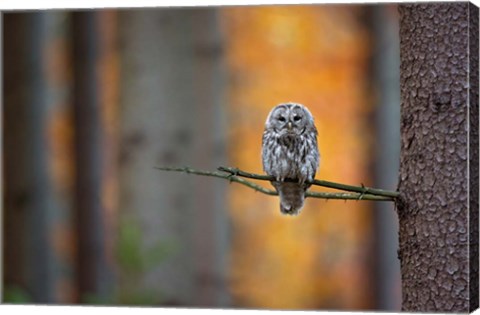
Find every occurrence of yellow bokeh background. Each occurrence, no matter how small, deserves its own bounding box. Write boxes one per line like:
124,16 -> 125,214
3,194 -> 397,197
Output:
222,5 -> 375,309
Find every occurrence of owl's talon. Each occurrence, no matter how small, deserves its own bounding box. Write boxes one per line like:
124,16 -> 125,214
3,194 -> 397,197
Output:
226,174 -> 236,182
231,167 -> 240,176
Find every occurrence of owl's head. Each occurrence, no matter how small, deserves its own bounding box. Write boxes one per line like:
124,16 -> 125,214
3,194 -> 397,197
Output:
265,102 -> 316,136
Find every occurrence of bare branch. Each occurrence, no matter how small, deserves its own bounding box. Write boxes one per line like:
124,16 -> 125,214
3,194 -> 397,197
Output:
155,166 -> 397,202
217,166 -> 399,198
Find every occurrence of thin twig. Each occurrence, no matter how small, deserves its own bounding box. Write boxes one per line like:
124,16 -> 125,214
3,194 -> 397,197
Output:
154,166 -> 276,195
155,166 -> 396,202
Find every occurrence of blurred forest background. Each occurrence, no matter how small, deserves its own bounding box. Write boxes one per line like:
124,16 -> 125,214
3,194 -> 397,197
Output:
3,4 -> 402,311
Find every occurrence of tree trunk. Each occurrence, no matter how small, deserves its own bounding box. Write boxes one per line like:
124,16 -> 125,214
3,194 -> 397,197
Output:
71,11 -> 112,302
397,3 -> 478,312
4,12 -> 58,303
117,8 -> 229,306
468,3 -> 479,311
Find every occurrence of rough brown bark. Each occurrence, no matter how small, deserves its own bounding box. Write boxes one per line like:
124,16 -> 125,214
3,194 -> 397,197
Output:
398,3 -> 478,312
468,2 -> 479,312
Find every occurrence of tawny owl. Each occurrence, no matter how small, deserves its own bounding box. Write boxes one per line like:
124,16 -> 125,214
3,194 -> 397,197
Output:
262,103 -> 320,215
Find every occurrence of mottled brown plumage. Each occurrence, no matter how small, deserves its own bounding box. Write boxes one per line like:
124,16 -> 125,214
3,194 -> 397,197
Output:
262,103 -> 320,215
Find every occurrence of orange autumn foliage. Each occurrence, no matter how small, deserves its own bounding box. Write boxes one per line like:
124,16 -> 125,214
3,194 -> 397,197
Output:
222,5 -> 375,309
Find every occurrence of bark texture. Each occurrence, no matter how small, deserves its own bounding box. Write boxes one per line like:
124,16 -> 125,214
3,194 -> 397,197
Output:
398,3 -> 478,312
468,3 -> 479,312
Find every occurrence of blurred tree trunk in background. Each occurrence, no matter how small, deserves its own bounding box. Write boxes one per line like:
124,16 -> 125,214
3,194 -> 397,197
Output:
367,5 -> 401,311
71,11 -> 113,303
397,3 -> 478,312
117,8 -> 229,306
3,12 -> 77,303
4,10 -> 117,304
189,10 -> 230,307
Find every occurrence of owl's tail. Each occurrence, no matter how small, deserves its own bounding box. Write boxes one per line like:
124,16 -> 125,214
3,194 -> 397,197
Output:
272,182 -> 307,215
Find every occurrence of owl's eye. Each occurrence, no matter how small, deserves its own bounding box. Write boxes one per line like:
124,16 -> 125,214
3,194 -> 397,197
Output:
293,115 -> 302,121
278,116 -> 286,122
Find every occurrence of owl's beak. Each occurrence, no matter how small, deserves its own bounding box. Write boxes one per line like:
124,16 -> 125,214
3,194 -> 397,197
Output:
287,122 -> 293,130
